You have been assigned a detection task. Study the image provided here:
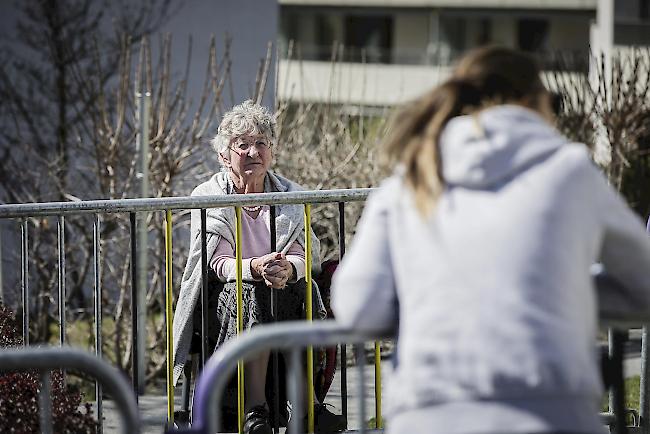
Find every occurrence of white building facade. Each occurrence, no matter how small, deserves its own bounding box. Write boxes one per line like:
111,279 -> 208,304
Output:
276,0 -> 649,106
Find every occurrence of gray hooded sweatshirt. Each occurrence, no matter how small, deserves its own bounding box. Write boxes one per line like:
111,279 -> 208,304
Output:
332,105 -> 650,434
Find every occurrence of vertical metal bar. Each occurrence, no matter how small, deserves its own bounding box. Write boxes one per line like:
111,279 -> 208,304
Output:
200,209 -> 208,369
338,202 -> 348,423
164,210 -> 174,427
94,215 -> 103,434
21,218 -> 29,346
39,371 -> 53,434
642,224 -> 650,433
356,344 -> 366,434
609,328 -> 615,413
304,203 -> 315,433
611,329 -> 628,434
0,226 -> 4,303
288,348 -> 304,434
136,90 -> 151,394
270,205 -> 280,434
641,326 -> 649,433
129,213 -> 139,402
235,206 -> 245,434
57,216 -> 66,346
374,342 -> 382,428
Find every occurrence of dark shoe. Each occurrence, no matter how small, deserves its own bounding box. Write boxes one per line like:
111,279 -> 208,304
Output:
243,404 -> 272,434
288,404 -> 347,433
172,410 -> 191,429
313,404 -> 347,433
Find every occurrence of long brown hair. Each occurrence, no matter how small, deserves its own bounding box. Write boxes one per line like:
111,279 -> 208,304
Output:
382,46 -> 547,216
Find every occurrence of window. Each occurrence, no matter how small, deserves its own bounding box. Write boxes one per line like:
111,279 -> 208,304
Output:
517,18 -> 549,52
344,15 -> 393,63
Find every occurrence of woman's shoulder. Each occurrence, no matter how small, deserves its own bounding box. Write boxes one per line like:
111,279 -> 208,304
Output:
191,173 -> 227,197
556,142 -> 591,164
549,142 -> 600,181
267,171 -> 304,192
364,174 -> 405,212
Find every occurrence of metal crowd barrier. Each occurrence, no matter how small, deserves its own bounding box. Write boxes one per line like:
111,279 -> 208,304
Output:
0,346 -> 139,434
0,190 -> 647,434
171,321 -> 393,434
0,188 -> 380,432
172,300 -> 645,434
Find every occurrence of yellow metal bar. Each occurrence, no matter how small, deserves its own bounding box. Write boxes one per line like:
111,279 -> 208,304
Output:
235,206 -> 245,434
375,342 -> 383,428
164,210 -> 174,426
304,203 -> 315,433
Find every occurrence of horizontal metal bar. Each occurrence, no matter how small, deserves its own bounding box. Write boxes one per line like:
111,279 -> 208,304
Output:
0,188 -> 373,218
0,347 -> 140,434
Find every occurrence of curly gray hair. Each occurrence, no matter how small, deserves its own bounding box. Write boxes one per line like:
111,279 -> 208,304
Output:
211,100 -> 277,156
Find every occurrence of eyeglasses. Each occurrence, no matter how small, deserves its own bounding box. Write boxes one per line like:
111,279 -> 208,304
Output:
229,137 -> 272,154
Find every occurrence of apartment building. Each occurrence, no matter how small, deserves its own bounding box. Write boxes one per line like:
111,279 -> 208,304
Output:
276,0 -> 648,106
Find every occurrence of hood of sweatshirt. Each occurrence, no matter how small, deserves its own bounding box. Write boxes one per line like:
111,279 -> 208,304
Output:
440,105 -> 568,189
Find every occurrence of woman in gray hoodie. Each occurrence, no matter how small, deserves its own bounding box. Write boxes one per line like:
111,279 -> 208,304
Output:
331,46 -> 650,434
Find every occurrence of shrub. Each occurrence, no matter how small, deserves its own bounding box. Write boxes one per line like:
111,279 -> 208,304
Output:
0,304 -> 97,433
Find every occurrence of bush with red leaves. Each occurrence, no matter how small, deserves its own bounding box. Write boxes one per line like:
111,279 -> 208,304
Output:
0,304 -> 97,433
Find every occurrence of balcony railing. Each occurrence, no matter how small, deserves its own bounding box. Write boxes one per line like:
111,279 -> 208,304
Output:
279,43 -> 590,72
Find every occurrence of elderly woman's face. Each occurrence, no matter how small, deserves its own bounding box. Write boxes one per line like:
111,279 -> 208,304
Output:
222,133 -> 273,181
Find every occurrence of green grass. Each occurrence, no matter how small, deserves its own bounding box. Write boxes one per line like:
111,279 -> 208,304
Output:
47,316 -> 136,400
601,375 -> 641,412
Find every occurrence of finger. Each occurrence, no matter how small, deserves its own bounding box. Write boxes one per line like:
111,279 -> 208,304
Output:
265,273 -> 285,284
260,254 -> 277,265
266,263 -> 292,275
265,264 -> 284,274
264,270 -> 290,282
266,277 -> 284,289
268,277 -> 287,289
268,271 -> 289,283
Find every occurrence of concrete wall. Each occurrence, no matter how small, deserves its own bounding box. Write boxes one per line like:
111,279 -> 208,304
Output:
491,15 -> 517,47
393,12 -> 429,52
278,59 -> 451,105
549,15 -> 594,50
159,0 -> 278,108
277,59 -> 591,106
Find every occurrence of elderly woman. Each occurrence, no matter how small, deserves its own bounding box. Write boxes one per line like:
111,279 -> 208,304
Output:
172,100 -> 345,434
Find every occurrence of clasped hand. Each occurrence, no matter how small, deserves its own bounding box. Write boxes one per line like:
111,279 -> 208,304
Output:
251,252 -> 293,289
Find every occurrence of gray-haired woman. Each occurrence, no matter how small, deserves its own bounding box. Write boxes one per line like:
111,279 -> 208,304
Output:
172,100 -> 345,434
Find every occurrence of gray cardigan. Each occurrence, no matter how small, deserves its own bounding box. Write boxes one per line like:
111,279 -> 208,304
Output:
172,170 -> 321,385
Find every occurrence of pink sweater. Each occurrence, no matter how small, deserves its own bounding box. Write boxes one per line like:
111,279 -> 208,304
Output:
210,206 -> 306,282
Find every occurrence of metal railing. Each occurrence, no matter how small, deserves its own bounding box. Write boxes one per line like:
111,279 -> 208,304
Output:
173,292 -> 645,434
0,346 -> 139,434
0,188 -> 377,432
173,321 -> 393,434
0,190 -> 647,433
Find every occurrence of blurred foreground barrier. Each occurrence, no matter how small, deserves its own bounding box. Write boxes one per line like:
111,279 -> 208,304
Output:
0,346 -> 139,434
172,275 -> 642,434
171,321 -> 393,434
